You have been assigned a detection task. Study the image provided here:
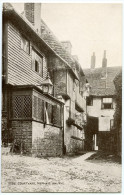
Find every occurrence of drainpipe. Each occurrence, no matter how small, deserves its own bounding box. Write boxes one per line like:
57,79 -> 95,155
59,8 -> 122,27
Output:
62,104 -> 65,155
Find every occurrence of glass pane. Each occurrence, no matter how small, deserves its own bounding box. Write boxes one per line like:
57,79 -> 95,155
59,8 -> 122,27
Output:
103,98 -> 112,103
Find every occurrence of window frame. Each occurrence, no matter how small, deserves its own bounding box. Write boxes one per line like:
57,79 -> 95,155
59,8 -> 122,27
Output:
101,97 -> 113,109
32,48 -> 43,76
86,96 -> 93,106
20,35 -> 30,54
110,119 -> 114,130
45,102 -> 53,125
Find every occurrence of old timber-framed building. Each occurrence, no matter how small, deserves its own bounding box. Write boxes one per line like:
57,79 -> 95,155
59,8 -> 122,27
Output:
2,3 -> 87,156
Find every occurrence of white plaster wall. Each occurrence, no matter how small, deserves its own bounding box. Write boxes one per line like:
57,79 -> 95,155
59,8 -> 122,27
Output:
99,116 -> 111,131
87,97 -> 115,119
32,122 -> 44,143
32,122 -> 61,143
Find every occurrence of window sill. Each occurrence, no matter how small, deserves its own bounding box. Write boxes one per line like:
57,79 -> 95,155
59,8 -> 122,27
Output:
31,68 -> 43,78
10,118 -> 62,128
71,136 -> 84,141
101,108 -> 114,110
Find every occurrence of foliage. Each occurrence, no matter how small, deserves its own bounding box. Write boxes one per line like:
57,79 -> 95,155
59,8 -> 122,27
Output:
114,71 -> 122,128
66,117 -> 75,126
2,129 -> 14,146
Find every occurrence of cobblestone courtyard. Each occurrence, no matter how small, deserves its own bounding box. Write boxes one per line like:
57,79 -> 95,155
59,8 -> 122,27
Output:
1,152 -> 122,193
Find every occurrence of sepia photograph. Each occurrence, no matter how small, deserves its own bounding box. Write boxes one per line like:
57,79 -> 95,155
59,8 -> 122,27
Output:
1,1 -> 122,193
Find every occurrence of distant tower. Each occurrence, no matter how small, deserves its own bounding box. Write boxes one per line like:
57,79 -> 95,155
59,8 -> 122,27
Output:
91,52 -> 96,69
102,50 -> 107,68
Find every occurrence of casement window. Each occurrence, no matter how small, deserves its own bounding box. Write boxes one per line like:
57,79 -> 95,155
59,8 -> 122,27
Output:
21,36 -> 30,54
12,94 -> 62,127
32,49 -> 43,76
86,96 -> 93,106
102,97 -> 113,109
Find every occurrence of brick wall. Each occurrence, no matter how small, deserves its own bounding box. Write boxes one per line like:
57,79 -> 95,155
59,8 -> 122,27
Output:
2,112 -> 7,131
32,121 -> 63,157
11,121 -> 32,153
24,3 -> 41,33
10,120 -> 63,156
69,137 -> 84,154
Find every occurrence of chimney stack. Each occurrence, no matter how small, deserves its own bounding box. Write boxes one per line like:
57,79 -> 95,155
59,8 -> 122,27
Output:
24,3 -> 41,33
102,50 -> 107,68
61,41 -> 72,54
91,52 -> 96,69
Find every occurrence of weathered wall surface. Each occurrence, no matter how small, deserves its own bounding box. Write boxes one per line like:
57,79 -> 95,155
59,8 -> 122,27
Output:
69,137 -> 84,154
11,121 -> 32,153
99,116 -> 111,131
10,120 -> 63,156
7,23 -> 47,86
87,97 -> 115,119
54,69 -> 67,96
32,121 -> 63,157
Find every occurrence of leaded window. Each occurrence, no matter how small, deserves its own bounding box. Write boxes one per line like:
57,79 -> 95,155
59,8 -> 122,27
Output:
12,95 -> 31,119
102,97 -> 113,109
33,96 -> 44,122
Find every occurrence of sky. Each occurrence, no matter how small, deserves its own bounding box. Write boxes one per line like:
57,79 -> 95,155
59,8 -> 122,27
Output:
11,2 -> 122,69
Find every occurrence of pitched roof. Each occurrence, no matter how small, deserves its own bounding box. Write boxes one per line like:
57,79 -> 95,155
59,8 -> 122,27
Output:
40,19 -> 75,65
40,19 -> 84,77
3,3 -> 84,79
83,66 -> 122,96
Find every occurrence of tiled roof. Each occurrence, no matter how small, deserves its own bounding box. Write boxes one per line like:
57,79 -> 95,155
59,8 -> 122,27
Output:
40,19 -> 83,78
3,3 -> 81,79
40,19 -> 75,64
83,66 -> 122,96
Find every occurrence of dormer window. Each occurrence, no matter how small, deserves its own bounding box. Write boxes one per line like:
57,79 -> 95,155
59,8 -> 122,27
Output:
32,49 -> 43,76
21,35 -> 30,54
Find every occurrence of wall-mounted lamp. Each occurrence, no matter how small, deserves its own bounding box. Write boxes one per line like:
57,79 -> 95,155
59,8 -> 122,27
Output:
37,72 -> 53,95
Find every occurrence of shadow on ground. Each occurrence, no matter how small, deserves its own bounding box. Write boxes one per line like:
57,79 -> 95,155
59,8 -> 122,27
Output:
86,151 -> 121,164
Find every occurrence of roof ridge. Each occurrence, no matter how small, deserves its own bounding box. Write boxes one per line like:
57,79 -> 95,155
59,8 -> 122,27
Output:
40,18 -> 75,62
84,66 -> 122,71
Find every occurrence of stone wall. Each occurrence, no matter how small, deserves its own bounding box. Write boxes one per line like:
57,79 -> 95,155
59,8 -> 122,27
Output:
32,121 -> 63,157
